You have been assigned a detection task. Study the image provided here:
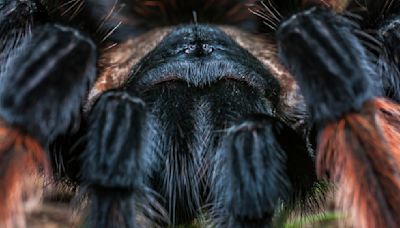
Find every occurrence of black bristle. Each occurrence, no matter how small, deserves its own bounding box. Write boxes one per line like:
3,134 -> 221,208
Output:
249,0 -> 328,34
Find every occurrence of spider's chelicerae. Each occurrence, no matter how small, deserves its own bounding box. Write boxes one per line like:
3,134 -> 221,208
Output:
1,0 -> 400,227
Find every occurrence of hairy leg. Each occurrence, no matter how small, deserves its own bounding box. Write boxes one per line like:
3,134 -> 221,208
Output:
277,7 -> 400,228
210,113 -> 315,227
0,24 -> 96,226
82,90 -> 147,228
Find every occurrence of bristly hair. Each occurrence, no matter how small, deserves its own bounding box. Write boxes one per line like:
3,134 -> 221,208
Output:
45,0 -> 262,43
248,0 -> 350,33
347,0 -> 400,29
248,0 -> 308,33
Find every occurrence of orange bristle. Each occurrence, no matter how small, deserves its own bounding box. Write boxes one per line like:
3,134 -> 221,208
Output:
316,98 -> 400,228
0,122 -> 50,227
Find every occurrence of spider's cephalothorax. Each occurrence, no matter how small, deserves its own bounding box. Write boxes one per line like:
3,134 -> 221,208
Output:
1,0 -> 400,227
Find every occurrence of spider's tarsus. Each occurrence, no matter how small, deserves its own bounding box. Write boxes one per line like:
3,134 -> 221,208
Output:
211,114 -> 289,228
0,24 -> 97,144
83,90 -> 147,227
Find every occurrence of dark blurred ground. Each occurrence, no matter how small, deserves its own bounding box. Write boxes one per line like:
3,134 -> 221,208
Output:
25,182 -> 348,228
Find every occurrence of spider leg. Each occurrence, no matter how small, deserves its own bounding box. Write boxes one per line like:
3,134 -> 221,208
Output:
211,114 -> 315,227
0,24 -> 97,143
82,90 -> 147,228
277,7 -> 400,228
0,24 -> 96,226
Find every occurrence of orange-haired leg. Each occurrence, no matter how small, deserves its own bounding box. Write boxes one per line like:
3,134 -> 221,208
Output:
317,99 -> 400,228
277,7 -> 400,228
0,122 -> 50,228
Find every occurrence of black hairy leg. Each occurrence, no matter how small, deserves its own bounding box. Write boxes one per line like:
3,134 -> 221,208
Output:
211,113 -> 316,228
211,114 -> 288,227
0,24 -> 97,143
82,90 -> 146,228
0,24 -> 96,226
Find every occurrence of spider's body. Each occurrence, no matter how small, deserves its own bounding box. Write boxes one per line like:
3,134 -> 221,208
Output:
82,22 -> 314,227
1,0 -> 400,227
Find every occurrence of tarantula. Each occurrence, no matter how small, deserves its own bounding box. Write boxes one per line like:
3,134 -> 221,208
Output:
1,0 -> 400,227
